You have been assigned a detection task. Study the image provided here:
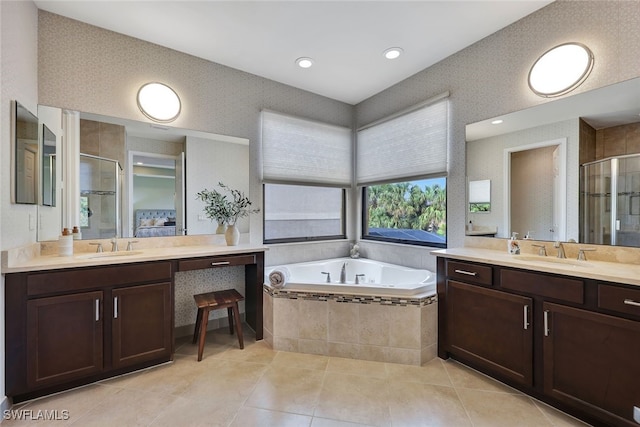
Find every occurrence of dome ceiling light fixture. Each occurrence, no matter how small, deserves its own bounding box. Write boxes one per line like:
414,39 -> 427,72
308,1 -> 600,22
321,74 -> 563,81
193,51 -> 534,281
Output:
296,57 -> 314,69
528,42 -> 594,98
137,82 -> 181,123
383,47 -> 403,60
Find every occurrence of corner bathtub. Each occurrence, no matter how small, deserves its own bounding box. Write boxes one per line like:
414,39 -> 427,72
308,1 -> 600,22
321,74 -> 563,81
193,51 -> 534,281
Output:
265,257 -> 435,297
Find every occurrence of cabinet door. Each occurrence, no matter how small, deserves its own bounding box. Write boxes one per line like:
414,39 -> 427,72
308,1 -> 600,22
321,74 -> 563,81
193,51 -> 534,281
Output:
447,280 -> 533,386
543,302 -> 640,426
112,282 -> 172,369
27,291 -> 103,388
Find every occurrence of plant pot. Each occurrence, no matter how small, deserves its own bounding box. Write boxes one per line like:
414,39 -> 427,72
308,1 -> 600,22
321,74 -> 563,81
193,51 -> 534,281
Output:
224,224 -> 240,246
215,223 -> 227,234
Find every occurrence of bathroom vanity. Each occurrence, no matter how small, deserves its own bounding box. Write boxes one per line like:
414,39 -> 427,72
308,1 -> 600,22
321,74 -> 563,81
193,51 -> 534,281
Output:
3,243 -> 265,402
435,247 -> 640,427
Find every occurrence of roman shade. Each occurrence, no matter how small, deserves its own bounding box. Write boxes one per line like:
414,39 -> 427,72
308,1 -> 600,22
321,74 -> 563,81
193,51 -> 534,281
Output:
261,110 -> 352,187
356,94 -> 449,185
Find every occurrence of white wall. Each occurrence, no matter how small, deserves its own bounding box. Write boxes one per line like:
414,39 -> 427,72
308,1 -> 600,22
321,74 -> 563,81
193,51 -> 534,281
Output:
1,0 -> 39,412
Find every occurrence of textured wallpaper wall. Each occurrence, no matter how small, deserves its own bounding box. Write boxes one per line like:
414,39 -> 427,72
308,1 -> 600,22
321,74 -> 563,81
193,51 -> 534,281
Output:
355,0 -> 640,268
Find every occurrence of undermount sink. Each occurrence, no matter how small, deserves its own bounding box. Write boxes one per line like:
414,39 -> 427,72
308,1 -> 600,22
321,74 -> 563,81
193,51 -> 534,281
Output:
516,255 -> 592,268
77,250 -> 144,259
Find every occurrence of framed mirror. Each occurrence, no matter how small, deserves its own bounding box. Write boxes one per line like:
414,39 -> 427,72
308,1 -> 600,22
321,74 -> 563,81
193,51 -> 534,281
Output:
42,124 -> 57,207
13,101 -> 39,204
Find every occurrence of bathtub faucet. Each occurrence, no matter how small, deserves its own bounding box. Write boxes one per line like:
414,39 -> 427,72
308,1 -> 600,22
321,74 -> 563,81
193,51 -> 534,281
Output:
355,274 -> 365,284
340,262 -> 347,284
321,272 -> 331,283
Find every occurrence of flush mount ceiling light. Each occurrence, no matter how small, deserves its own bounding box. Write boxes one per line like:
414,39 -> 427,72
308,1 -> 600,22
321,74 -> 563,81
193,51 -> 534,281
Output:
137,82 -> 181,123
528,42 -> 594,98
383,47 -> 403,60
296,57 -> 314,69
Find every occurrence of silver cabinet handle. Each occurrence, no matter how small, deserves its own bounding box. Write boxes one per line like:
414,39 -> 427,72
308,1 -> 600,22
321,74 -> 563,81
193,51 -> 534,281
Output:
454,269 -> 477,276
95,299 -> 100,321
544,310 -> 550,337
114,296 -> 118,319
624,299 -> 640,307
523,305 -> 530,330
211,261 -> 231,266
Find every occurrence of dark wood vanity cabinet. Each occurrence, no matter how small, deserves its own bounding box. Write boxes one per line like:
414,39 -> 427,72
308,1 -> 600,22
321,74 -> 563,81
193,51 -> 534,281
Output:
6,261 -> 174,402
27,291 -> 104,388
446,280 -> 533,387
437,257 -> 640,427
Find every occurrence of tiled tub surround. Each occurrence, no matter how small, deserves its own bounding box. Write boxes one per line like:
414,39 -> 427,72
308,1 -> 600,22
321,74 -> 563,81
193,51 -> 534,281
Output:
263,285 -> 438,365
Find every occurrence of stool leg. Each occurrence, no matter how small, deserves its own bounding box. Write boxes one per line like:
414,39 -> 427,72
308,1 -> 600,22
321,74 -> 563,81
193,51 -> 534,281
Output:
227,307 -> 234,335
193,307 -> 203,344
197,308 -> 210,362
231,302 -> 244,349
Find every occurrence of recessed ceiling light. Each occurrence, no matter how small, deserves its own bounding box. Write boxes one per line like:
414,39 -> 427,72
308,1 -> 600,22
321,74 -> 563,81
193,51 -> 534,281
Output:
383,47 -> 403,60
491,119 -> 503,125
296,57 -> 314,68
136,162 -> 144,165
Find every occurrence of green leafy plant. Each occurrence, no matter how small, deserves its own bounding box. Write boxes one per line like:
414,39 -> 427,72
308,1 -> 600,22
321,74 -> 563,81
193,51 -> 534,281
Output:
196,182 -> 259,226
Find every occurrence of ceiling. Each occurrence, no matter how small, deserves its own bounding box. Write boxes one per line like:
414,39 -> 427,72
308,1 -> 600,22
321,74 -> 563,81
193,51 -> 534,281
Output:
34,0 -> 553,105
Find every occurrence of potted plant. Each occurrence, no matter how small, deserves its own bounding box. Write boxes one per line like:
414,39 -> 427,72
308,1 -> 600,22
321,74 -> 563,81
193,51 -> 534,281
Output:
196,182 -> 259,245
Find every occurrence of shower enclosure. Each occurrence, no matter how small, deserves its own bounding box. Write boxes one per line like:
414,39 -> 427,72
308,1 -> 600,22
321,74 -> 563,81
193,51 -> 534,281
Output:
580,154 -> 640,246
79,154 -> 122,239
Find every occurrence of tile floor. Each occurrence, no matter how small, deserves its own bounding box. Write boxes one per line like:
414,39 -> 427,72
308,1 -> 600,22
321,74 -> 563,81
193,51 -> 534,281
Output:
5,325 -> 591,426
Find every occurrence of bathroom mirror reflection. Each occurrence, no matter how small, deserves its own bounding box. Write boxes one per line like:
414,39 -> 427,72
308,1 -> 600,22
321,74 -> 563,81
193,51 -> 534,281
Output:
13,102 -> 39,205
36,107 -> 250,241
468,179 -> 491,212
41,124 -> 57,207
466,77 -> 640,246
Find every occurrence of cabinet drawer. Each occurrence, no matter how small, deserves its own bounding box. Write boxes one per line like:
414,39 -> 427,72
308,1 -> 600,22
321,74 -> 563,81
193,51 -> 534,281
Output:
500,269 -> 584,304
178,254 -> 256,272
446,260 -> 492,286
27,262 -> 173,297
598,284 -> 640,318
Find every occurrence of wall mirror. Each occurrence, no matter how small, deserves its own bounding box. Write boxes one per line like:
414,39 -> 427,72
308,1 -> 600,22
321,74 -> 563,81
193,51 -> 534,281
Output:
13,102 -> 39,205
41,124 -> 57,207
36,107 -> 250,241
466,77 -> 640,246
468,179 -> 491,212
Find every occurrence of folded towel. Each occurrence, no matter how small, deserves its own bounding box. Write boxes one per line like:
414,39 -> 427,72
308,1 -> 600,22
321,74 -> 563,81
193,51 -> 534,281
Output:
269,267 -> 290,289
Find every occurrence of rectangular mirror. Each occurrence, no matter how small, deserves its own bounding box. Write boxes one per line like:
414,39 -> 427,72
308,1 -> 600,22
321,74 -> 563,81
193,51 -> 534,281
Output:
42,124 -> 57,207
469,179 -> 491,212
466,77 -> 640,246
13,101 -> 39,204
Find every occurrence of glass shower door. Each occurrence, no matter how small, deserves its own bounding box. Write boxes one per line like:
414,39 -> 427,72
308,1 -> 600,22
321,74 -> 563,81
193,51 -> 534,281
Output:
80,154 -> 121,239
615,155 -> 640,247
581,159 -> 612,245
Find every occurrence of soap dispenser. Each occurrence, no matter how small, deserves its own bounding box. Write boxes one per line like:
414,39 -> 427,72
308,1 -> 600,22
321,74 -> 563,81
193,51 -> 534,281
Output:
508,232 -> 520,255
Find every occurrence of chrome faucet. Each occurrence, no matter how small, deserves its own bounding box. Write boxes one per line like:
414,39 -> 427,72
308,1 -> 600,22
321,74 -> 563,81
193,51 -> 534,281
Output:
110,237 -> 119,252
531,243 -> 547,256
554,241 -> 566,259
321,272 -> 331,283
340,262 -> 347,284
355,274 -> 365,284
577,247 -> 596,261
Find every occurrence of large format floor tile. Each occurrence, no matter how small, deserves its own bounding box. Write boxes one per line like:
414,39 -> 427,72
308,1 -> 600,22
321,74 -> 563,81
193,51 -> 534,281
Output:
4,324 -> 591,427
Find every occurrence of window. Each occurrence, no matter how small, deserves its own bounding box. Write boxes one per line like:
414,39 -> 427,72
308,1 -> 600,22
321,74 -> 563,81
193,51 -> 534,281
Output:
357,94 -> 449,247
362,177 -> 446,247
261,110 -> 351,243
263,183 -> 345,243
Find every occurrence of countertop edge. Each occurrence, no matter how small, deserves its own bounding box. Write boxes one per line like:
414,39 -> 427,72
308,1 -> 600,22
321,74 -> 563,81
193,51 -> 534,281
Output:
2,244 -> 268,274
431,248 -> 640,287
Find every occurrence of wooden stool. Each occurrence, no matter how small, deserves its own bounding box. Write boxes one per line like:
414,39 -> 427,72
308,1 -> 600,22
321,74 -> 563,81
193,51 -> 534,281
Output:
192,289 -> 245,361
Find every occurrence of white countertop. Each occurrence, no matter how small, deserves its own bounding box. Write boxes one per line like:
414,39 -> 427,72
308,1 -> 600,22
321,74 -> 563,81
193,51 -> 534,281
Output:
2,243 -> 268,274
432,247 -> 640,287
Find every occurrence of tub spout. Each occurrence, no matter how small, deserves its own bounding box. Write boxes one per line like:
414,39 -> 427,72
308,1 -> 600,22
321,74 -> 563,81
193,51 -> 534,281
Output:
321,272 -> 331,283
340,262 -> 347,284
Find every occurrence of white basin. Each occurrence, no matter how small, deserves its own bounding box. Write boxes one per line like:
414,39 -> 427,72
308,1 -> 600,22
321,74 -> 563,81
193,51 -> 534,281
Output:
516,255 -> 592,268
77,250 -> 144,259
